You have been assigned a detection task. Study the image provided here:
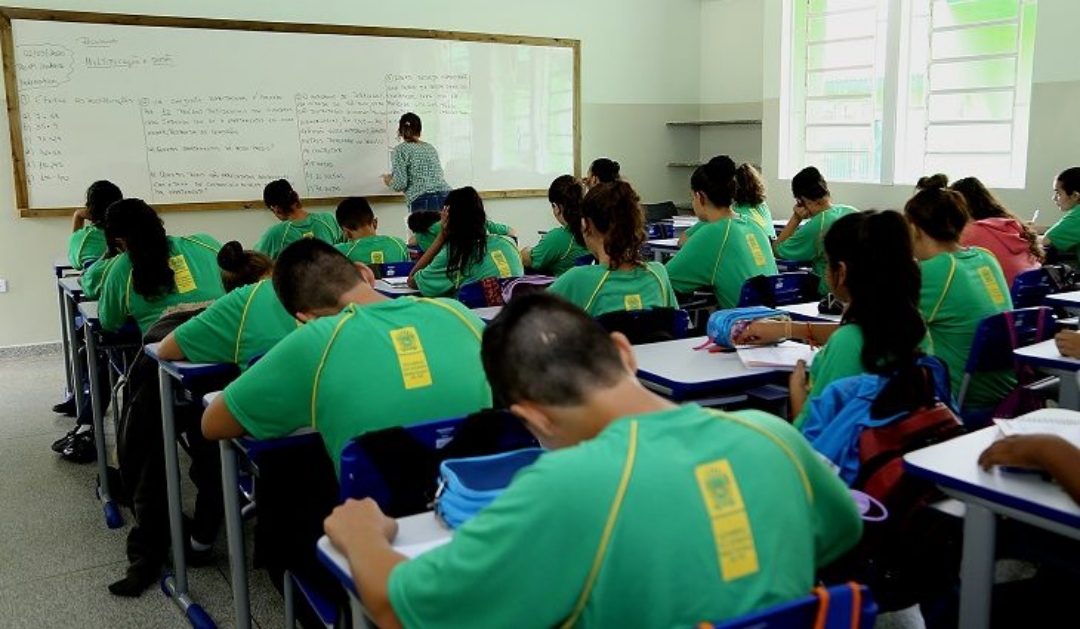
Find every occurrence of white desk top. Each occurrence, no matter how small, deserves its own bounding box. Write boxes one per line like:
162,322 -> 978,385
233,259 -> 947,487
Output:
472,306 -> 502,322
78,300 -> 98,320
905,427 -> 1080,535
203,391 -> 221,407
645,238 -> 680,251
374,279 -> 421,296
633,337 -> 784,400
778,301 -> 842,323
59,276 -> 83,296
1014,339 -> 1080,372
317,512 -> 452,595
1045,290 -> 1080,307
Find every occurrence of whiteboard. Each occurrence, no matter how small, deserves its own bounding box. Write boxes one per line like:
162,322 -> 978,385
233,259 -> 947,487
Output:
1,11 -> 579,214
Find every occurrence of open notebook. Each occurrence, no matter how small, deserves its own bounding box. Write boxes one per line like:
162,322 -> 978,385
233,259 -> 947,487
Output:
381,275 -> 411,287
994,408 -> 1080,448
735,342 -> 818,370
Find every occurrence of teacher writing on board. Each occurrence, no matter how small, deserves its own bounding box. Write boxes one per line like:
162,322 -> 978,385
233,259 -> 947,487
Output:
382,112 -> 453,212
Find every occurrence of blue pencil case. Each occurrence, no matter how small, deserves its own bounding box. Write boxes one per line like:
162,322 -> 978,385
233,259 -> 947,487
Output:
435,448 -> 544,529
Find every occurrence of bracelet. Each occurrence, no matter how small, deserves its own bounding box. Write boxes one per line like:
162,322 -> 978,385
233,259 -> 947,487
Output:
805,322 -> 816,348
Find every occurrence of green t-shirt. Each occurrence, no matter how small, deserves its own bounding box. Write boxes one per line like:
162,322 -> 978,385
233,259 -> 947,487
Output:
684,220 -> 705,240
1044,208 -> 1080,264
775,205 -> 858,295
415,235 -> 524,297
68,225 -> 106,269
172,279 -> 299,371
335,235 -> 409,265
548,262 -> 678,317
920,248 -> 1016,407
254,213 -> 343,259
666,217 -> 779,309
222,298 -> 492,472
794,324 -> 866,428
98,234 -> 226,334
388,406 -> 862,629
734,202 -> 774,239
528,225 -> 591,276
80,254 -> 117,300
414,220 -> 514,253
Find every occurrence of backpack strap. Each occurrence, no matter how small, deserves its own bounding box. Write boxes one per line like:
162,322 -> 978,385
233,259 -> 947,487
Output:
813,582 -> 863,629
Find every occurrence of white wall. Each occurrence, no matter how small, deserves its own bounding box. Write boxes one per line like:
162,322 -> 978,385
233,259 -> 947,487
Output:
0,0 -> 703,347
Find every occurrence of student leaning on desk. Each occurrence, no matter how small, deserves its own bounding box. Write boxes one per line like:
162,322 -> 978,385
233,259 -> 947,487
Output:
324,293 -> 862,629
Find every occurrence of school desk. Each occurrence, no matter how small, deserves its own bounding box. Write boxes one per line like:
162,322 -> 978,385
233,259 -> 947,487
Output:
54,257 -> 77,400
905,426 -> 1080,629
1013,340 -> 1080,409
778,301 -> 843,323
145,343 -> 240,628
644,238 -> 680,262
78,301 -> 139,529
373,279 -> 421,298
59,276 -> 87,414
317,512 -> 452,628
633,336 -> 787,403
1044,290 -> 1080,314
472,306 -> 502,322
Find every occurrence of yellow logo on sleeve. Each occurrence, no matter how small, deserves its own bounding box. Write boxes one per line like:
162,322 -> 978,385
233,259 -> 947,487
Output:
745,235 -> 766,267
389,327 -> 433,390
977,266 -> 1006,305
168,255 -> 197,294
624,294 -> 643,311
371,251 -> 385,264
491,250 -> 512,277
695,459 -> 760,581
303,232 -> 314,239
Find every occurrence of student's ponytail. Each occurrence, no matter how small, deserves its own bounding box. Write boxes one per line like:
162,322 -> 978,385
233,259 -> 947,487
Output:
105,199 -> 174,301
904,187 -> 970,244
548,174 -> 586,246
582,181 -> 645,269
690,155 -> 738,208
589,158 -> 621,184
218,240 -> 274,292
733,163 -> 766,206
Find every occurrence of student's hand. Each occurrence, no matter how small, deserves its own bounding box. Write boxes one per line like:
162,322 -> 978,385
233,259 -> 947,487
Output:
73,208 -> 89,221
381,173 -> 393,187
325,498 -> 399,552
978,435 -> 1067,471
733,320 -> 785,345
1056,331 -> 1080,359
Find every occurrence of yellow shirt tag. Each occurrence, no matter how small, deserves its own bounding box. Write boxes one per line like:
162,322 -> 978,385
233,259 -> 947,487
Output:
745,234 -> 766,267
491,250 -> 512,277
169,254 -> 197,294
695,459 -> 760,582
371,251 -> 385,264
977,266 -> 1006,305
624,294 -> 643,311
389,327 -> 433,390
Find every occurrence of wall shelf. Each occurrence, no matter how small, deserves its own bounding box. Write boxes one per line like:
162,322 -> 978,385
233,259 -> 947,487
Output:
666,120 -> 762,127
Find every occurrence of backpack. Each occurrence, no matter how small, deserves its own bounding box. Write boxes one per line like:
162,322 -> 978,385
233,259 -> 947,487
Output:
500,275 -> 555,303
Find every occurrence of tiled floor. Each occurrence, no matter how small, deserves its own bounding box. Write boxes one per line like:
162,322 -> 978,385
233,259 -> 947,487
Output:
0,353 -> 285,628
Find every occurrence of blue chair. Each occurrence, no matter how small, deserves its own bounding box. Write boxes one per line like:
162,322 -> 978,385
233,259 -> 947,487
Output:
958,307 -> 1055,421
701,583 -> 876,629
574,253 -> 597,266
594,307 -> 691,345
1010,268 -> 1052,309
374,260 -> 415,280
737,272 -> 819,308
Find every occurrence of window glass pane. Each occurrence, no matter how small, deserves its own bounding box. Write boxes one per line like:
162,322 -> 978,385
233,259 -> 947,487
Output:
805,151 -> 877,182
924,153 -> 1012,182
808,9 -> 877,41
807,68 -> 875,96
809,0 -> 878,14
932,0 -> 1019,28
807,98 -> 875,124
806,125 -> 875,151
932,23 -> 1018,59
928,91 -> 1014,121
807,39 -> 877,70
929,57 -> 1016,90
926,123 -> 1013,152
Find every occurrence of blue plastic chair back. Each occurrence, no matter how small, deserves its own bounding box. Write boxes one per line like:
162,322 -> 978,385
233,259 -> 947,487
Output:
373,261 -> 415,280
958,307 -> 1055,409
1010,268 -> 1052,309
737,272 -> 818,307
574,253 -> 597,266
702,583 -> 877,629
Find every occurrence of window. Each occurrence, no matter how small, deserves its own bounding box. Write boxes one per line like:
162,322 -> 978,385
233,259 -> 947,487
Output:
781,0 -> 1038,188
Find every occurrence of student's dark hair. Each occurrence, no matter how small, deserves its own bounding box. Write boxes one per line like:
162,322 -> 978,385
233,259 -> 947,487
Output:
791,166 -> 830,201
482,292 -> 627,407
263,179 -> 300,212
398,112 -> 422,141
1058,167 -> 1080,196
903,187 -> 970,244
407,211 -> 441,235
733,163 -> 767,206
690,155 -> 738,208
273,239 -> 362,316
335,197 -> 375,231
217,241 -> 274,293
917,173 -> 949,191
582,181 -> 645,269
549,174 -> 586,246
85,180 -> 123,226
104,199 -> 174,301
950,176 -> 1043,262
443,186 -> 488,278
826,210 -> 925,374
588,158 -> 621,183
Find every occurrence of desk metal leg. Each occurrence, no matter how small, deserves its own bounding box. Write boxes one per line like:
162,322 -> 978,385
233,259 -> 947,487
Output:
220,439 -> 251,629
652,249 -> 663,263
85,330 -> 123,529
64,294 -> 86,415
1056,368 -> 1079,410
57,281 -> 73,398
159,367 -> 216,628
958,503 -> 996,629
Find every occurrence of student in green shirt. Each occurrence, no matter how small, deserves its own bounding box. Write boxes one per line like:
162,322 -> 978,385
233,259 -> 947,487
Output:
734,211 -> 928,426
254,179 -> 343,259
333,197 -> 408,266
201,238 -> 492,473
583,156 -> 621,190
905,186 -> 1016,409
323,293 -> 862,629
68,180 -> 122,269
666,155 -> 778,309
156,241 -> 298,371
520,175 -> 591,275
680,162 -> 774,248
408,210 -> 516,253
1044,167 -> 1080,264
97,199 -> 226,335
409,187 -> 524,297
549,180 -> 677,317
775,166 -> 858,295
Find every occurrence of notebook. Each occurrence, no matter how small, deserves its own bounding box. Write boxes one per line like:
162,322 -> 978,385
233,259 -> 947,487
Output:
735,342 -> 818,370
993,408 -> 1080,448
381,276 -> 411,287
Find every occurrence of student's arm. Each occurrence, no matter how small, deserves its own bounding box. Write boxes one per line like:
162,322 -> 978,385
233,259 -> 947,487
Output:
202,394 -> 248,440
71,208 -> 88,233
788,361 -> 810,419
324,499 -> 407,629
664,236 -> 713,294
156,332 -> 187,362
388,147 -> 408,192
980,435 -> 1080,504
408,231 -> 447,290
773,208 -> 807,247
733,320 -> 841,345
1056,331 -> 1080,359
484,220 -> 516,238
411,247 -> 455,296
97,260 -> 130,333
774,213 -> 816,261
